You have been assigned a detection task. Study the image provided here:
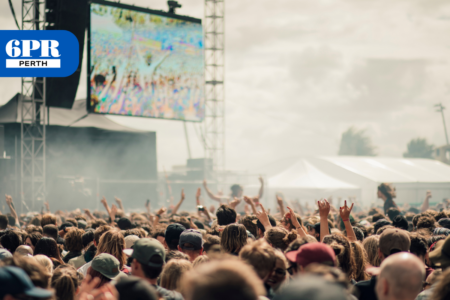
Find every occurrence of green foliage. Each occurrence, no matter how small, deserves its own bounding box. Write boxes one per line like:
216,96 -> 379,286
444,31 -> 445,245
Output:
403,138 -> 434,159
338,127 -> 377,156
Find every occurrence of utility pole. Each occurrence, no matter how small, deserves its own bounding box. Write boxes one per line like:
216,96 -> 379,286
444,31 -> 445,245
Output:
435,103 -> 449,145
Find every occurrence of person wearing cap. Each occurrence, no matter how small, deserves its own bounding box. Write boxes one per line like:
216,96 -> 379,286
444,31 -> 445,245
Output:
0,266 -> 53,299
285,243 -> 336,275
164,223 -> 186,251
429,234 -> 450,270
375,252 -> 425,300
124,238 -> 183,300
0,249 -> 13,261
354,228 -> 411,300
88,253 -> 127,286
177,229 -> 203,262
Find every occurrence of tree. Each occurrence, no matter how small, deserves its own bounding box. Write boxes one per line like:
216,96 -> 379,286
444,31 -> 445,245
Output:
338,127 -> 377,156
403,138 -> 434,159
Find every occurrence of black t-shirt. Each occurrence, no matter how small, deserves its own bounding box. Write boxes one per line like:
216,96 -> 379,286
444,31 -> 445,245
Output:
353,276 -> 377,300
153,285 -> 184,300
384,198 -> 397,215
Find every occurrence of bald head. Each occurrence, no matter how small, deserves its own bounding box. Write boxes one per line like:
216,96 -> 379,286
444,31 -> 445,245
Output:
375,252 -> 425,300
14,245 -> 33,256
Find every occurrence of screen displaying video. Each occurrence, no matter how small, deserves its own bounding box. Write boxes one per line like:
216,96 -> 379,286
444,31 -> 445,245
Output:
88,1 -> 205,121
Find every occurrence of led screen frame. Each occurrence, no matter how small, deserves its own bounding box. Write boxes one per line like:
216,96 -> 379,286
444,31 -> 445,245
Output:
87,0 -> 204,122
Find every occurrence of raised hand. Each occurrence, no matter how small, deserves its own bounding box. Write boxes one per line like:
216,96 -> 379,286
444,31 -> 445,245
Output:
339,200 -> 354,221
259,176 -> 264,184
110,204 -> 118,219
181,189 -> 185,201
243,196 -> 253,205
276,195 -> 283,205
5,194 -> 12,206
286,206 -> 301,228
203,180 -> 207,188
255,203 -> 271,230
230,197 -> 241,209
318,199 -> 331,218
156,207 -> 167,216
101,197 -> 108,206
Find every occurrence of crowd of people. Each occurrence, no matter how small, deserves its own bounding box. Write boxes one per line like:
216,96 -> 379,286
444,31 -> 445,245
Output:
0,182 -> 450,300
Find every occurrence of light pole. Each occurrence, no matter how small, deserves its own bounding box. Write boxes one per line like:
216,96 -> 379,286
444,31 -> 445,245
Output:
435,103 -> 449,145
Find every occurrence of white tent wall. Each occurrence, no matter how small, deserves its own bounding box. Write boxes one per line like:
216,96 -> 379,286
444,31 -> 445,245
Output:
308,157 -> 377,208
248,156 -> 450,211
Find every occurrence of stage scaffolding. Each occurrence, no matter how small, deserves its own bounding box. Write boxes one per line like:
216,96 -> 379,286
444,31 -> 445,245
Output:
204,0 -> 225,184
21,0 -> 47,210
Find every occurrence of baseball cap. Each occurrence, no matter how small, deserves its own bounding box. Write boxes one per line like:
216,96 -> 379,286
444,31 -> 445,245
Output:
179,229 -> 203,250
273,275 -> 347,300
286,243 -> 336,268
438,218 -> 450,230
165,223 -> 186,243
91,253 -> 123,279
77,220 -> 87,229
429,235 -> 450,269
125,235 -> 140,249
118,217 -> 133,230
123,238 -> 165,267
379,228 -> 410,256
434,228 -> 450,236
115,276 -> 158,300
0,249 -> 13,260
0,266 -> 53,299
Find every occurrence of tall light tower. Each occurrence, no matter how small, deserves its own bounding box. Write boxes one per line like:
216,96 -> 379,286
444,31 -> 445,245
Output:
435,103 -> 449,145
204,0 -> 225,182
21,0 -> 47,211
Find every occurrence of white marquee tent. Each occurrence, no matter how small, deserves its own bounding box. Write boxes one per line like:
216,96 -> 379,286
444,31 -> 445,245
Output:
252,156 -> 450,209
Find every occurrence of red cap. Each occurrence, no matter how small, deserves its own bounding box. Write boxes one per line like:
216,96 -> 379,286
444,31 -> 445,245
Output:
286,242 -> 336,268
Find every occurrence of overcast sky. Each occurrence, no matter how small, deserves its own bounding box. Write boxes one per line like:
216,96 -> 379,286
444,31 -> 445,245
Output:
1,0 -> 450,173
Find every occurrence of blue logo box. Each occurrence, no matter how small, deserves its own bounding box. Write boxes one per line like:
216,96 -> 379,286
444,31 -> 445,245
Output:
0,30 -> 79,77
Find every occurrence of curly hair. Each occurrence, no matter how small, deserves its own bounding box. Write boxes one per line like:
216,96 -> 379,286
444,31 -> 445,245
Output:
264,227 -> 297,252
351,241 -> 369,281
1,256 -> 51,288
323,234 -> 356,280
64,227 -> 85,252
41,213 -> 57,227
417,215 -> 437,231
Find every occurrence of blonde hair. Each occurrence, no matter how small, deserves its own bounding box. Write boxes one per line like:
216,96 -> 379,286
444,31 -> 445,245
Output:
264,227 -> 297,251
96,230 -> 126,269
180,259 -> 266,300
34,254 -> 53,275
362,235 -> 380,267
220,224 -> 248,254
160,259 -> 192,291
351,241 -> 370,281
192,255 -> 210,268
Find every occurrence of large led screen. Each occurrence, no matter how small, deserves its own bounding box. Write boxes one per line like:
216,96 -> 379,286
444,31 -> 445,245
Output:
88,1 -> 204,121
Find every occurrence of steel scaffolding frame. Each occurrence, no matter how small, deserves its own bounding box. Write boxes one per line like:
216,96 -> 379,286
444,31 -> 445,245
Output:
21,0 -> 46,211
204,0 -> 225,181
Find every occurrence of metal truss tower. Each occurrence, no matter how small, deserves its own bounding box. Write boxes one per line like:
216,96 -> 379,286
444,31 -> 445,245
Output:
21,0 -> 46,210
204,0 -> 225,181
